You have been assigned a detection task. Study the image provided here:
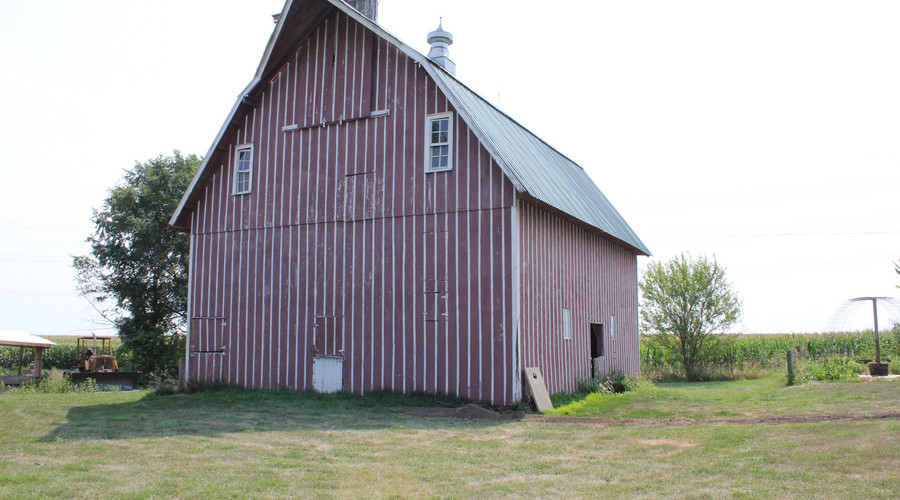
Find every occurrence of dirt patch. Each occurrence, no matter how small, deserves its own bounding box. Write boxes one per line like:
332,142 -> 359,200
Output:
407,404 -> 523,421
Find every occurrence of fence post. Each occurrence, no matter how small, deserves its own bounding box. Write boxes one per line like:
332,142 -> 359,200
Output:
786,350 -> 795,386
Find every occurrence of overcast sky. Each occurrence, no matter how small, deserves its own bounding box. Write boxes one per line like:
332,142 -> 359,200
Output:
1,0 -> 898,336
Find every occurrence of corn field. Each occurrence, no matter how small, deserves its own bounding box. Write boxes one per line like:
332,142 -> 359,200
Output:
0,337 -> 126,374
641,327 -> 900,380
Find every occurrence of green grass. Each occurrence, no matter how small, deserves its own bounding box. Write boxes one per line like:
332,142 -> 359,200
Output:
548,373 -> 900,419
1,379 -> 899,498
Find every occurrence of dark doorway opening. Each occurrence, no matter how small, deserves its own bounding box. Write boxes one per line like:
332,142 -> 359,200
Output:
590,323 -> 604,359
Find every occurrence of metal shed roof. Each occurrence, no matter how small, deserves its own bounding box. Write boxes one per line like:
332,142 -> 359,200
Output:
0,331 -> 55,349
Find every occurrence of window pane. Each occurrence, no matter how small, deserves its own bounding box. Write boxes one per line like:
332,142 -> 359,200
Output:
236,171 -> 249,193
237,149 -> 251,173
427,116 -> 452,171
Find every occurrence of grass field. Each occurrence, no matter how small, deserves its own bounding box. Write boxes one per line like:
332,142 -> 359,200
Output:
2,375 -> 898,498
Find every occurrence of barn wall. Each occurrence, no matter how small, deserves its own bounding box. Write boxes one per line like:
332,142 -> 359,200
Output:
186,10 -> 518,404
518,200 -> 640,395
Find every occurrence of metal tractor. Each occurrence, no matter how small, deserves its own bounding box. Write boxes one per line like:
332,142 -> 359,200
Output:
64,335 -> 141,390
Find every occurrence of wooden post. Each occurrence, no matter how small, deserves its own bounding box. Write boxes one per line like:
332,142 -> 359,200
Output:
17,347 -> 23,376
34,348 -> 43,380
786,350 -> 795,386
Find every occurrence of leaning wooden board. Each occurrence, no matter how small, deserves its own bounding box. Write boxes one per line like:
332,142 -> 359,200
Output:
524,367 -> 553,411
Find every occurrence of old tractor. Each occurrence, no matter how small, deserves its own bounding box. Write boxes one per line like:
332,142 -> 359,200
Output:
64,335 -> 141,390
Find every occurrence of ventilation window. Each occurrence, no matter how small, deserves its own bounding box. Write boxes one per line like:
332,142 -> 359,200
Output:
233,144 -> 253,194
610,314 -> 617,341
425,112 -> 453,172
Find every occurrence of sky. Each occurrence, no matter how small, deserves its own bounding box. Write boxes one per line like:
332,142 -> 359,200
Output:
1,0 -> 898,336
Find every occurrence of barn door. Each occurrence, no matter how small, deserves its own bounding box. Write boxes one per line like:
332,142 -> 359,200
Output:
312,355 -> 344,393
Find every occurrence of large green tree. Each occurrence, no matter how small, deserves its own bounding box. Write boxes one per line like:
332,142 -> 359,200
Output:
640,253 -> 742,381
74,152 -> 200,377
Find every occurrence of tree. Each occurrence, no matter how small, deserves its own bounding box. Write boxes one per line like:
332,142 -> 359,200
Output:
639,253 -> 741,381
73,152 -> 200,378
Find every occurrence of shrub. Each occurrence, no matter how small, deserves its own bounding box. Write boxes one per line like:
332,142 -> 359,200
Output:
889,358 -> 900,375
10,376 -> 100,394
575,370 -> 638,396
795,356 -> 866,382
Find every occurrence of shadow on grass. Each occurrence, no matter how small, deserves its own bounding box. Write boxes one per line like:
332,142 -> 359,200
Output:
42,388 -> 511,441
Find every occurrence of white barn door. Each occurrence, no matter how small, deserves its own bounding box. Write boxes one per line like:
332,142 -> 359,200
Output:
312,356 -> 343,393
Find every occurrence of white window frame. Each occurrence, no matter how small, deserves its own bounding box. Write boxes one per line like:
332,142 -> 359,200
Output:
562,308 -> 572,340
233,144 -> 254,195
610,314 -> 617,341
425,112 -> 453,172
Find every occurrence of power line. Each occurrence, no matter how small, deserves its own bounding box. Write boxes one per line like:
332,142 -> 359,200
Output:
649,230 -> 900,238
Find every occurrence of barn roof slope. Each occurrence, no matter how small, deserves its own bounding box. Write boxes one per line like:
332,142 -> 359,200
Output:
170,0 -> 650,256
424,63 -> 649,255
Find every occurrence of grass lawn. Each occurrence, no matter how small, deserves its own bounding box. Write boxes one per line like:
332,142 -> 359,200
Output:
1,376 -> 898,498
548,374 -> 900,420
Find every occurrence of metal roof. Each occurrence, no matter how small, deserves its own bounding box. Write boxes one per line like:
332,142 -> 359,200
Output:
424,62 -> 650,255
0,331 -> 55,349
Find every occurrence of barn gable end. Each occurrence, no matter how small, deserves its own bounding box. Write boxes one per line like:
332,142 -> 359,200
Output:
172,0 -> 647,404
180,6 -> 519,403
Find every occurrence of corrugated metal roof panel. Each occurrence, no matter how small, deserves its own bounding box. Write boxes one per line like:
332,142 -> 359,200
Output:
426,63 -> 650,256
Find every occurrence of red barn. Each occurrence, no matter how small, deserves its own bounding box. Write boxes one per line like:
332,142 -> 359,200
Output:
170,0 -> 649,405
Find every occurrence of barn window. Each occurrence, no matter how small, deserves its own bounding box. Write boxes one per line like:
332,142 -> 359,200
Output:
233,144 -> 253,194
562,308 -> 572,340
425,112 -> 453,172
610,314 -> 617,341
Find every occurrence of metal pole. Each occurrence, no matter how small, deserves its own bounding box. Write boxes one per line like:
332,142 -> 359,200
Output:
873,298 -> 880,364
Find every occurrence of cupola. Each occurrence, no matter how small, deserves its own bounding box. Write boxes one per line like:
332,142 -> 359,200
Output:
427,19 -> 456,75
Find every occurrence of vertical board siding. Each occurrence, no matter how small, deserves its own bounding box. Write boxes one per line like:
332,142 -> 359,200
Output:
518,200 -> 640,395
186,11 -> 518,404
